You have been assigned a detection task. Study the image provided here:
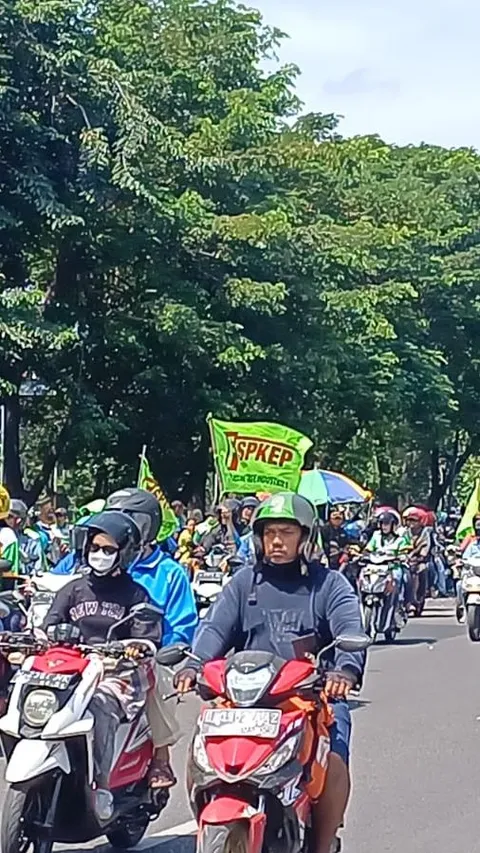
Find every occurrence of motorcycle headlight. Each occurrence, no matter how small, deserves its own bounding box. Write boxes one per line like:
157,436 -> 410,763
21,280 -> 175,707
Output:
23,689 -> 58,727
226,667 -> 273,707
256,733 -> 302,776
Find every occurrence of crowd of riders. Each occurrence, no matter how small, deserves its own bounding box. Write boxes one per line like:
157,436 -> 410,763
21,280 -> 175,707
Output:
0,482 -> 471,851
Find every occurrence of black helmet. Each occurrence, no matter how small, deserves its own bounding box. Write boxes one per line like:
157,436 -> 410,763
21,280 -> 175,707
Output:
252,492 -> 319,563
105,487 -> 161,543
83,510 -> 141,572
377,511 -> 399,529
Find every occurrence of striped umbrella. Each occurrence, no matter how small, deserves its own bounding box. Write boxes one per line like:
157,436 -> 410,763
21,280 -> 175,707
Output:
298,469 -> 372,505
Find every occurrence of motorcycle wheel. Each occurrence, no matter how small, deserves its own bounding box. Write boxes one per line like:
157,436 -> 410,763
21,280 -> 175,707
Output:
467,606 -> 480,642
0,783 -> 52,853
197,820 -> 249,853
106,814 -> 150,849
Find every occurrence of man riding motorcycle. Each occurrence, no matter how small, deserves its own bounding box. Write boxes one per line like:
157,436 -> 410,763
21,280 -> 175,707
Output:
198,499 -> 242,555
321,508 -> 352,571
105,487 -> 197,788
43,510 -> 161,821
402,506 -> 431,614
176,492 -> 366,853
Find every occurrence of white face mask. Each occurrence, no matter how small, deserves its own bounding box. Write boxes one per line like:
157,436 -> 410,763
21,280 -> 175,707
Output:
87,548 -> 118,575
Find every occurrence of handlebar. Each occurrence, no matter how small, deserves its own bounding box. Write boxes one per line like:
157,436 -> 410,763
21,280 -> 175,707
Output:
0,632 -> 154,662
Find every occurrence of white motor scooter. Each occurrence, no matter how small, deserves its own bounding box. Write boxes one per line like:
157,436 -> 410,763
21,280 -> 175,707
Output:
27,571 -> 82,629
0,603 -> 169,853
458,555 -> 480,641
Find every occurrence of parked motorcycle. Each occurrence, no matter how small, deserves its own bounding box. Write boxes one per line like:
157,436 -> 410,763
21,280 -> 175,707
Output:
358,553 -> 405,643
457,555 -> 480,641
159,633 -> 370,853
0,602 -> 169,853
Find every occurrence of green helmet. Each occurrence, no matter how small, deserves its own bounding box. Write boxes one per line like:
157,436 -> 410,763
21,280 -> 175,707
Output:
252,492 -> 318,563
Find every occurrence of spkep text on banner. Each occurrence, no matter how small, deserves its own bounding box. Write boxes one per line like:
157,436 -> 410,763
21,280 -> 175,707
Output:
208,416 -> 313,495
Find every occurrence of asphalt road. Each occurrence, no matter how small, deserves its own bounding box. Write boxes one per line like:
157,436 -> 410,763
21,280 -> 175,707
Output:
2,600 -> 479,853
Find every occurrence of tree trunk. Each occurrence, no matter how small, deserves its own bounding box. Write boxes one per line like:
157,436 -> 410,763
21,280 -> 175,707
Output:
428,446 -> 442,509
2,395 -> 24,498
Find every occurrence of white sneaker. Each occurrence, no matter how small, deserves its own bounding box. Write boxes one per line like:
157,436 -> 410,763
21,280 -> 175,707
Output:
94,788 -> 114,822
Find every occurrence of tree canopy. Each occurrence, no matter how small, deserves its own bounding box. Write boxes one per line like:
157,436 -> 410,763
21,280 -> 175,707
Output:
1,0 -> 480,507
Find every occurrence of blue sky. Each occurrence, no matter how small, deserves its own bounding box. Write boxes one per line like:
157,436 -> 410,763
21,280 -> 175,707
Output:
256,0 -> 480,149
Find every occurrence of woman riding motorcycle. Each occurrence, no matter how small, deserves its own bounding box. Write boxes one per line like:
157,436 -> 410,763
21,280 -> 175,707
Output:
105,487 -> 197,789
43,510 -> 161,821
365,510 -> 410,618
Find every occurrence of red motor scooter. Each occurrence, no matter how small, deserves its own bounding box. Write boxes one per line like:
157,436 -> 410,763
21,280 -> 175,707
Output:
159,633 -> 370,853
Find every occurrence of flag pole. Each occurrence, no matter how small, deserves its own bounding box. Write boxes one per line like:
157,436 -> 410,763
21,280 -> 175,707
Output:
138,445 -> 147,488
207,414 -> 223,505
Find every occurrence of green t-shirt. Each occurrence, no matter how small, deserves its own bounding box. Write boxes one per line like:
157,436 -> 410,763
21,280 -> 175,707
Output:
0,525 -> 20,575
365,530 -> 409,556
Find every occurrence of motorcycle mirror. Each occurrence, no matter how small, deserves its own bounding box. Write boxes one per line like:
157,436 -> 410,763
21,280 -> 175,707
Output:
130,602 -> 164,623
335,634 -> 371,653
156,643 -> 190,667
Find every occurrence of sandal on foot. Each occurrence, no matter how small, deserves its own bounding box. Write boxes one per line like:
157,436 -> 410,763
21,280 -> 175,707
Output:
148,759 -> 177,789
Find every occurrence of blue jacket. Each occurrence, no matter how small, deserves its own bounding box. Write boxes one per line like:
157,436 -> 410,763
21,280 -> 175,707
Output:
51,552 -> 78,575
129,546 -> 197,646
237,532 -> 255,570
193,561 -> 366,683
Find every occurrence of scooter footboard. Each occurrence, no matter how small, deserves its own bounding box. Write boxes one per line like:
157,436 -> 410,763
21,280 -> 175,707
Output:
198,796 -> 266,853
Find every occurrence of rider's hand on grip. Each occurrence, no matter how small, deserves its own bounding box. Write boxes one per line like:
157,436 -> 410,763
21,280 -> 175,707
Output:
325,670 -> 355,700
173,667 -> 198,694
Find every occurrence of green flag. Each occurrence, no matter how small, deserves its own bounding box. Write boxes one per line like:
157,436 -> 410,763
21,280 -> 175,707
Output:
138,455 -> 178,541
456,479 -> 480,541
208,416 -> 312,495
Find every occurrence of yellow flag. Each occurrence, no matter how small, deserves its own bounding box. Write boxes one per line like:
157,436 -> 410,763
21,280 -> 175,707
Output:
456,479 -> 480,540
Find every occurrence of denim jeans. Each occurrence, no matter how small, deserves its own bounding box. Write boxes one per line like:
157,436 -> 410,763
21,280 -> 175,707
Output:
430,555 -> 447,596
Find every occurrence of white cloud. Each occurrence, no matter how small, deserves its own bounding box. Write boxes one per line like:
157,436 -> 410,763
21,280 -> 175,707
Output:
255,0 -> 480,148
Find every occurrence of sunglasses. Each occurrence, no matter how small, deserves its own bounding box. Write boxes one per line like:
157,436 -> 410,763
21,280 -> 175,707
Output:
90,542 -> 118,556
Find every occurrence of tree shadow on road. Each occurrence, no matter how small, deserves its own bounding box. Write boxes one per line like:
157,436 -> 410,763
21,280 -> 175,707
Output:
388,636 -> 437,647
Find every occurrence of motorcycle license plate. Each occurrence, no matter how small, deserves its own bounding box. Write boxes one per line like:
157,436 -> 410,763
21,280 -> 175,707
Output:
17,671 -> 73,689
467,594 -> 480,604
200,707 -> 281,739
196,571 -> 224,584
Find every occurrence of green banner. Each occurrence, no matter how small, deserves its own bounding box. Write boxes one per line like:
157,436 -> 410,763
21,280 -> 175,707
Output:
208,416 -> 312,495
138,455 -> 178,541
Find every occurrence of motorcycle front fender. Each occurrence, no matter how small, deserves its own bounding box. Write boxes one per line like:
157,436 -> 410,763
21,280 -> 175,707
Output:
198,797 -> 266,853
5,739 -> 71,783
